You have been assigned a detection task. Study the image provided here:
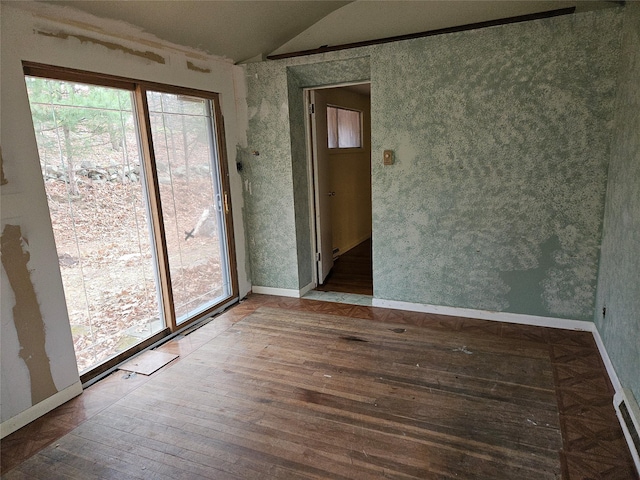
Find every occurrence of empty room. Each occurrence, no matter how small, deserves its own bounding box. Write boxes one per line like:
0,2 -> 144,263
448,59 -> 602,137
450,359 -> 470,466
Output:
1,1 -> 639,478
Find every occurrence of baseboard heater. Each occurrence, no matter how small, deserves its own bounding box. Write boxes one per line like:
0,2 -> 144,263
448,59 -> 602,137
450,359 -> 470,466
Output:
614,388 -> 640,473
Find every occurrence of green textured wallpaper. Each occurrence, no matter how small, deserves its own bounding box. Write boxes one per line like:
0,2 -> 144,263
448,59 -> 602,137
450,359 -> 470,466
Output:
242,9 -> 622,320
370,11 -> 621,319
286,70 -> 312,288
243,56 -> 370,289
594,3 -> 640,403
241,61 -> 299,289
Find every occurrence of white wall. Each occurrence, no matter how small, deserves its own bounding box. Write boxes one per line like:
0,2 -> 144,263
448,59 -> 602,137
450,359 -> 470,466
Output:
0,3 -> 249,431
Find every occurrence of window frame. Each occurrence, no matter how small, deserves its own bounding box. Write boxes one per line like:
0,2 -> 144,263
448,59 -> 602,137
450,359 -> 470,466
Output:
327,104 -> 364,151
22,61 -> 239,382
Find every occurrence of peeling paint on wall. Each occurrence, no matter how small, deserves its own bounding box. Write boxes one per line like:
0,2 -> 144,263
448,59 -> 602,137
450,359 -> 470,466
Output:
186,61 -> 211,74
1,224 -> 58,405
36,30 -> 166,64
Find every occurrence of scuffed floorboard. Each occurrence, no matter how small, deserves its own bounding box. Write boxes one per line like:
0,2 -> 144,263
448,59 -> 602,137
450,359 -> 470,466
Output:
2,294 -> 636,479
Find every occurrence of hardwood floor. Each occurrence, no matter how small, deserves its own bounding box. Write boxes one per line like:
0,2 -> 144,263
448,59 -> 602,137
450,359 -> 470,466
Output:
316,239 -> 373,295
1,294 -> 637,479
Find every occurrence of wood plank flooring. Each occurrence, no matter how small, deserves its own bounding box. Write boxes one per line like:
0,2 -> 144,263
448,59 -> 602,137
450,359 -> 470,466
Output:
316,239 -> 373,295
1,294 -> 637,479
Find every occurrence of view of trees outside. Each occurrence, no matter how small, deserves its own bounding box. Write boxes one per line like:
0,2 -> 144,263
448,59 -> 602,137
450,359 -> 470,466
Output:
146,91 -> 227,323
26,78 -> 227,373
26,77 -> 161,372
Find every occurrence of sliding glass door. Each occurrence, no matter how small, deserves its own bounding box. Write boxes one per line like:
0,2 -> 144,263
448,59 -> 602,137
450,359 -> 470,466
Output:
24,64 -> 237,379
25,77 -> 163,373
146,92 -> 231,324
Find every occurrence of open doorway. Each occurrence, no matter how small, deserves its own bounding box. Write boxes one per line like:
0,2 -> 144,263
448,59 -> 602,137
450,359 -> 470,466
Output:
307,83 -> 372,295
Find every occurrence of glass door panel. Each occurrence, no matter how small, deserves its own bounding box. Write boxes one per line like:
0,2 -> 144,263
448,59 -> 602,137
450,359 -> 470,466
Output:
25,77 -> 164,373
24,65 -> 237,378
146,91 -> 231,324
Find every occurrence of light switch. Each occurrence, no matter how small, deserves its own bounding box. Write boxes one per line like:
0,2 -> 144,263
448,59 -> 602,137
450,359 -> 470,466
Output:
383,150 -> 394,165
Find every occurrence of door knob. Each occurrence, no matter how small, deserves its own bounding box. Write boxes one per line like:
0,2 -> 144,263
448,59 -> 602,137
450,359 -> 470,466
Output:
328,192 -> 335,196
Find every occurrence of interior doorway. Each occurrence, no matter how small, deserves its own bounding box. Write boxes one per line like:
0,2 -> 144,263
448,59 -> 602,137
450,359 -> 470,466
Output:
307,83 -> 372,295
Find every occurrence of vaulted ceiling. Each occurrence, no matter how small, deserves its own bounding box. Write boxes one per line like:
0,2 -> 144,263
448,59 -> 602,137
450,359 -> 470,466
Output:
33,1 -> 618,63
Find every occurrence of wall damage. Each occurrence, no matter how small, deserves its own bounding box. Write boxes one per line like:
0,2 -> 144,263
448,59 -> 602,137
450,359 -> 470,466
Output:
1,224 -> 58,405
36,30 -> 166,64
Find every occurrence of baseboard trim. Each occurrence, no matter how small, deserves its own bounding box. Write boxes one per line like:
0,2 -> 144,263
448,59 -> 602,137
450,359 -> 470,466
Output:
372,298 -> 593,331
252,284 -> 315,298
591,326 -> 623,392
298,282 -> 315,297
252,286 -> 300,297
590,327 -> 640,472
1,381 -> 83,439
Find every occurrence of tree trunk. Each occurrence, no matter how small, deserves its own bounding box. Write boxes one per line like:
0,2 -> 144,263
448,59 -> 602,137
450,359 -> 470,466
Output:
63,125 -> 78,195
181,113 -> 189,185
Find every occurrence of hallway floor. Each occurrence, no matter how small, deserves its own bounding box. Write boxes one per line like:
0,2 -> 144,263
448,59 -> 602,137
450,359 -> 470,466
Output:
315,238 -> 373,296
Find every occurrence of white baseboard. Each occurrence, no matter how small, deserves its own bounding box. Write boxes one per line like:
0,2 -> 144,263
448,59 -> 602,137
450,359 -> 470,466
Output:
252,284 -> 316,298
298,282 -> 315,297
1,381 -> 83,439
252,286 -> 300,297
591,326 -> 623,392
372,298 -> 593,331
591,327 -> 640,472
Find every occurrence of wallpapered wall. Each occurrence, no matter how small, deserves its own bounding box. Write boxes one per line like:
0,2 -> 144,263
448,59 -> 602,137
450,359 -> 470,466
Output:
239,61 -> 300,289
370,11 -> 621,320
243,57 -> 371,289
241,9 -> 622,320
594,3 -> 640,403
